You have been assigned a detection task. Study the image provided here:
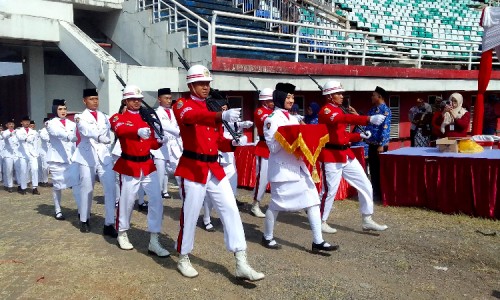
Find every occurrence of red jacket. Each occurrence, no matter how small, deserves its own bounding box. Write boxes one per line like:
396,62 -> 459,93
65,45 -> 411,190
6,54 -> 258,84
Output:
110,110 -> 161,177
318,103 -> 370,163
173,96 -> 234,184
254,106 -> 274,158
432,111 -> 471,138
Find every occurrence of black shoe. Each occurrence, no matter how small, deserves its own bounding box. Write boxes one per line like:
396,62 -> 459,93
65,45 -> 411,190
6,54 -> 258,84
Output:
261,236 -> 281,249
32,188 -> 40,195
137,202 -> 148,212
17,186 -> 21,193
103,225 -> 118,238
54,212 -> 65,221
7,187 -> 13,193
18,188 -> 26,195
312,241 -> 339,252
47,182 -> 53,187
161,192 -> 170,199
80,222 -> 91,233
203,222 -> 216,232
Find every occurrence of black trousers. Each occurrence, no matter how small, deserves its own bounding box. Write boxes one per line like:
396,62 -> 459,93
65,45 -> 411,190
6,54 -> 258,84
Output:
368,144 -> 389,197
410,129 -> 416,147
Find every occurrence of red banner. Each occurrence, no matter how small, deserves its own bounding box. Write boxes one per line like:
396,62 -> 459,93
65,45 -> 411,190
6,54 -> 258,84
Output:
274,124 -> 329,182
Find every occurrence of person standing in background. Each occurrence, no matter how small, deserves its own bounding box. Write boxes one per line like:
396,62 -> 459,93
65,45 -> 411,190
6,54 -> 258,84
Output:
15,115 -> 40,195
365,87 -> 391,200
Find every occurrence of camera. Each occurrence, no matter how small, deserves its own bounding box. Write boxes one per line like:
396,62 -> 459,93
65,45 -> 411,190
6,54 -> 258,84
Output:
341,98 -> 350,109
440,100 -> 451,108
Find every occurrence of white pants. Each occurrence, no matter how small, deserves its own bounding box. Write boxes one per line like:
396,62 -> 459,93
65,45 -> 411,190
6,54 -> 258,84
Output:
52,186 -> 80,215
222,162 -> 238,197
320,158 -> 374,222
3,157 -> 17,188
177,172 -> 246,255
118,171 -> 163,233
79,162 -> 116,225
49,162 -> 81,213
24,156 -> 39,188
0,156 -> 3,182
264,205 -> 323,244
15,157 -> 30,189
153,158 -> 181,194
253,156 -> 269,202
38,155 -> 49,183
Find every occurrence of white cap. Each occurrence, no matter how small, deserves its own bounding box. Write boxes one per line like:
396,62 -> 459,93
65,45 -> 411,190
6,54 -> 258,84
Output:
122,85 -> 144,100
259,88 -> 274,101
322,80 -> 345,95
186,65 -> 213,84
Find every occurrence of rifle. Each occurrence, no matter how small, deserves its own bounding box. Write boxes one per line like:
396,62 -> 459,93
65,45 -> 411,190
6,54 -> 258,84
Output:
308,75 -> 368,135
175,49 -> 241,143
113,70 -> 164,139
248,78 -> 260,93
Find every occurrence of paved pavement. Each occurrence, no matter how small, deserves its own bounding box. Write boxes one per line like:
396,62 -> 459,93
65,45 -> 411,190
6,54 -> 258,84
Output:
0,181 -> 499,300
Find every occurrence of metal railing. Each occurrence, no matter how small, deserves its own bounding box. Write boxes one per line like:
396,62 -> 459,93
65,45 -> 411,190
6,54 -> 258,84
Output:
211,11 -> 488,69
138,0 -> 211,48
137,1 -> 494,69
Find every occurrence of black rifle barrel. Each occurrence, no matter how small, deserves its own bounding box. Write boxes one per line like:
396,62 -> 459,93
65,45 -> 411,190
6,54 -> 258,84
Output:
113,70 -> 164,139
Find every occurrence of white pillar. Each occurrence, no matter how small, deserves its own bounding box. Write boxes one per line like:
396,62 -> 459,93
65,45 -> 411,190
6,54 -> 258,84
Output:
26,47 -> 46,125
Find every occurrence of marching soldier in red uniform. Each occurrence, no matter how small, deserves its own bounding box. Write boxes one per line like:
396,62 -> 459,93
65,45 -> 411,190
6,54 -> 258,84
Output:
109,85 -> 170,257
318,80 -> 388,233
250,88 -> 275,218
173,64 -> 264,282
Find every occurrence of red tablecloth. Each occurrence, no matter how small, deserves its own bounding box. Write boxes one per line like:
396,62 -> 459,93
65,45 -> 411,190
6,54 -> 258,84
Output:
235,145 -> 365,200
380,147 -> 500,219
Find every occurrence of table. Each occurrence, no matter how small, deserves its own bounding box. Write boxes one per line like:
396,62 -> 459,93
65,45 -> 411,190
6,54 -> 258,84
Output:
380,147 -> 500,219
235,145 -> 365,200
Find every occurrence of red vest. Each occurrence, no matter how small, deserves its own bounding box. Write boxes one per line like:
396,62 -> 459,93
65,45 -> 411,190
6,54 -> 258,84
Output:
318,103 -> 369,163
109,110 -> 161,177
173,97 -> 234,184
253,106 -> 274,158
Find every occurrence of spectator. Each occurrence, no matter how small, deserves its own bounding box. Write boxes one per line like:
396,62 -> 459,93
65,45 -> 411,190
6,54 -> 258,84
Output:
290,104 -> 304,123
431,96 -> 444,140
304,102 -> 320,124
365,86 -> 391,199
432,93 -> 470,138
408,98 -> 432,147
483,95 -> 499,135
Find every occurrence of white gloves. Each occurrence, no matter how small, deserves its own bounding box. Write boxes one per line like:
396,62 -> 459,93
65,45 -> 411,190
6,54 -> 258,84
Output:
157,136 -> 169,144
237,120 -> 254,129
137,127 -> 151,139
232,135 -> 248,146
68,134 -> 78,142
98,134 -> 111,144
360,131 -> 372,139
164,127 -> 180,137
222,108 -> 241,123
369,114 -> 386,126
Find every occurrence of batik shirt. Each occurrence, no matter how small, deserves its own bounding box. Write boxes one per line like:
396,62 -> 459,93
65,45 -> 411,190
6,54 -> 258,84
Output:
366,103 -> 391,146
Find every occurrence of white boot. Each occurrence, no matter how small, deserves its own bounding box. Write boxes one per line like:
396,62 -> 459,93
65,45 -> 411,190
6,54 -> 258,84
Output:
251,203 -> 266,218
362,214 -> 388,231
177,254 -> 198,278
321,221 -> 338,234
117,231 -> 134,250
148,233 -> 170,257
234,251 -> 265,281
